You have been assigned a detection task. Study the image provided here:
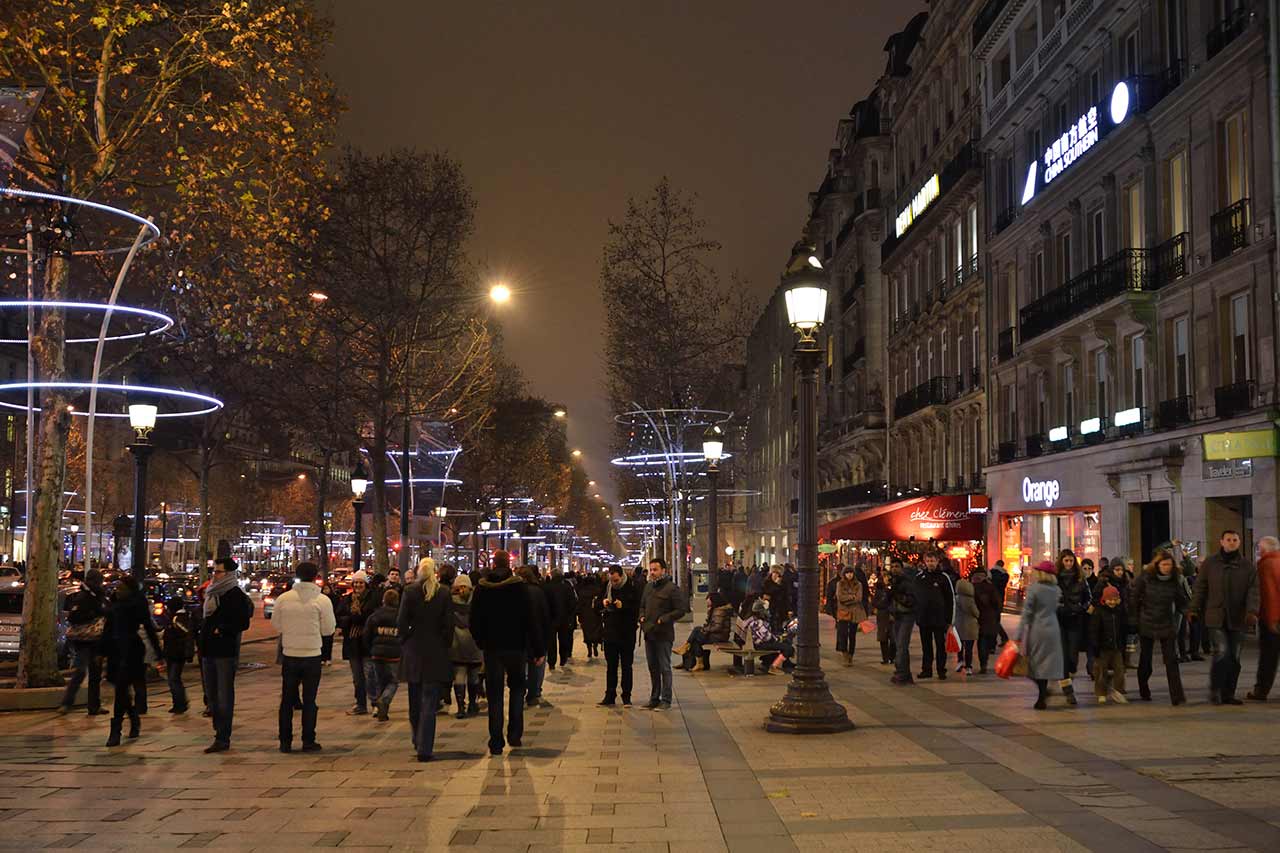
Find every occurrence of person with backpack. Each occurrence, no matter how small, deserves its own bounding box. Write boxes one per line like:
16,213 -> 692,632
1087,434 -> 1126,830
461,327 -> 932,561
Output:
362,587 -> 402,721
59,568 -> 108,715
161,597 -> 195,714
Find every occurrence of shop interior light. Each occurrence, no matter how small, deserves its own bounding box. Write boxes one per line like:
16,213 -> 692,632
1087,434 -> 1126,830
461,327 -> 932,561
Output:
1048,425 -> 1069,443
1113,407 -> 1141,428
1079,417 -> 1101,435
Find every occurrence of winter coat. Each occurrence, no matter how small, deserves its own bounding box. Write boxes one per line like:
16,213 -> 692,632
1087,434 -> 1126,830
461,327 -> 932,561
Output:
1259,551 -> 1280,634
762,575 -> 790,631
1018,581 -> 1064,680
1057,567 -> 1091,627
162,611 -> 196,662
1191,549 -> 1260,630
525,582 -> 552,658
747,569 -> 765,596
954,579 -> 980,642
704,603 -> 734,643
915,569 -> 955,629
471,572 -> 545,656
576,578 -> 604,644
1089,604 -> 1128,653
542,575 -> 577,630
989,567 -> 1010,601
65,585 -> 106,633
871,577 -> 894,641
823,576 -> 839,617
274,580 -> 337,658
397,579 -> 454,685
102,589 -> 161,687
640,576 -> 688,644
888,571 -> 917,619
199,585 -> 253,659
363,605 -> 401,662
449,591 -> 483,665
1130,572 -> 1189,639
600,577 -> 641,645
835,578 -> 867,623
336,588 -> 376,660
972,578 -> 1003,635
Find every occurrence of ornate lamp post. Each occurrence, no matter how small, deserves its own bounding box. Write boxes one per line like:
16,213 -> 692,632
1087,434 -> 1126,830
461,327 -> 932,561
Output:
127,403 -> 157,583
69,523 -> 79,565
702,423 -> 724,593
765,248 -> 853,734
434,504 -> 447,556
479,519 -> 492,571
350,461 -> 368,574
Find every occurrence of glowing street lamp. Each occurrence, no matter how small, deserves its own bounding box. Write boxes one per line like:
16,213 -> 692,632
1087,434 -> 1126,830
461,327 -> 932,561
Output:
489,282 -> 512,304
351,461 -> 368,573
309,291 -> 329,302
126,403 -> 158,582
571,449 -> 583,459
552,405 -> 567,419
703,422 -> 724,586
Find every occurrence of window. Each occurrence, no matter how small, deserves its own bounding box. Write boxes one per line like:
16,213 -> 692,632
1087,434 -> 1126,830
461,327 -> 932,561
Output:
1122,28 -> 1140,78
1089,208 -> 1105,265
1004,383 -> 1018,443
954,218 -> 964,280
1089,68 -> 1102,105
941,328 -> 949,379
1033,251 -> 1046,299
1222,111 -> 1249,206
1095,349 -> 1110,419
927,338 -> 934,379
1001,155 -> 1015,210
1056,232 -> 1072,285
1130,334 -> 1145,409
1124,182 -> 1144,249
1173,316 -> 1190,397
972,324 -> 980,371
1062,362 -> 1076,426
1056,100 -> 1069,137
1164,151 -> 1188,237
968,204 -> 978,265
1164,0 -> 1186,64
973,417 -> 982,469
914,345 -> 922,386
1230,293 -> 1250,382
1027,126 -> 1042,164
1037,374 -> 1048,434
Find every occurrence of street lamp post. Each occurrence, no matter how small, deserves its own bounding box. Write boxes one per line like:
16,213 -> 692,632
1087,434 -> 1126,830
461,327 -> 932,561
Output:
127,403 -> 158,584
703,424 -> 723,594
69,523 -> 79,564
765,248 -> 853,734
351,462 -> 368,574
434,504 -> 447,557
479,519 -> 491,571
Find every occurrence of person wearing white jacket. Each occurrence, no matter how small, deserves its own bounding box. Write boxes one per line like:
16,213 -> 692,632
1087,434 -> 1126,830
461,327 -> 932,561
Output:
273,562 -> 337,753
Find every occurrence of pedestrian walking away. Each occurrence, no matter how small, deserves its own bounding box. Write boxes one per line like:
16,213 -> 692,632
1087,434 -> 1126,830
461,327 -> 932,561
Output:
200,557 -> 253,753
970,567 -> 1002,673
519,566 -> 552,707
102,575 -> 163,747
1189,529 -> 1260,705
639,557 -> 687,709
449,573 -> 483,719
1130,548 -> 1188,705
1249,535 -> 1280,701
161,597 -> 195,714
60,567 -> 108,715
1019,561 -> 1065,710
362,587 -> 402,721
888,558 -> 917,683
576,572 -> 605,659
598,564 -> 640,706
543,568 -> 578,668
273,561 -> 337,753
954,571 -> 980,674
471,552 -> 545,756
397,562 -> 454,761
989,560 -> 1010,645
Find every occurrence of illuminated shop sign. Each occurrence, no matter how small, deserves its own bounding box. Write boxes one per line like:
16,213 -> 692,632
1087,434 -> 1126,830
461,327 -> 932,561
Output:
1021,81 -> 1133,206
895,174 -> 940,237
1113,407 -> 1141,428
1022,476 -> 1061,508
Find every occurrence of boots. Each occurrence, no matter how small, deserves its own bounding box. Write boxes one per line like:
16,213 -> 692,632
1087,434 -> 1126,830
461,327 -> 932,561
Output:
106,718 -> 123,747
454,686 -> 467,719
467,681 -> 480,717
673,642 -> 691,658
692,652 -> 710,672
1060,678 -> 1078,706
842,652 -> 853,667
127,713 -> 141,739
679,652 -> 696,671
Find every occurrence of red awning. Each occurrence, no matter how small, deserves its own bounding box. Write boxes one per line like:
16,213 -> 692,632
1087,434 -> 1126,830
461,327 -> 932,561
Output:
819,494 -> 986,542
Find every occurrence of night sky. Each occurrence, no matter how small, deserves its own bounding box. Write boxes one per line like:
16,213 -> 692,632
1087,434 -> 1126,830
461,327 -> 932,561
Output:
324,0 -> 919,504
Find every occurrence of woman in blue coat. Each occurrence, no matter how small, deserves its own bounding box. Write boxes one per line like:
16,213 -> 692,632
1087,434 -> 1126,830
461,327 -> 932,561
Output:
1019,561 -> 1065,710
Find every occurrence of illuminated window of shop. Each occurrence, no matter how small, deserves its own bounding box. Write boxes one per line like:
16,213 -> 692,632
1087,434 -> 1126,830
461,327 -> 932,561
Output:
1000,508 -> 1102,596
1173,317 -> 1190,397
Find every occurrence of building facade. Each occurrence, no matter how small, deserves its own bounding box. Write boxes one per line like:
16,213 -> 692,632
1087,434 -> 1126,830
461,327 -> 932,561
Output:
976,0 -> 1277,587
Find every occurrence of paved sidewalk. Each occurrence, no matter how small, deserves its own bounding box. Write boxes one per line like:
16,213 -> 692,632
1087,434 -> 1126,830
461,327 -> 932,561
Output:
1,610 -> 1278,851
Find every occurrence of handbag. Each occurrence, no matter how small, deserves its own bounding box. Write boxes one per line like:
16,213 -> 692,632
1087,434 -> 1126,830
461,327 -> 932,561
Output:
995,640 -> 1025,679
66,617 -> 104,643
858,618 -> 876,634
945,625 -> 961,654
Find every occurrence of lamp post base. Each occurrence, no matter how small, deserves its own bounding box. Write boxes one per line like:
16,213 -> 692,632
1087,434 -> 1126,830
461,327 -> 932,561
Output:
763,671 -> 854,734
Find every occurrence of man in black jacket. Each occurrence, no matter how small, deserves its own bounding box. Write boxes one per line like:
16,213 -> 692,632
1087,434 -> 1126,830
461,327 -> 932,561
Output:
199,557 -> 253,753
915,552 -> 955,681
598,564 -> 640,706
471,553 -> 546,756
542,569 -> 577,669
640,557 -> 688,709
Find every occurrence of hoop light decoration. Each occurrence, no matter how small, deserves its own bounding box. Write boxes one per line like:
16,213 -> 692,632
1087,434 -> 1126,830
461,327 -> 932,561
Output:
611,450 -> 734,467
0,186 -> 161,256
0,301 -> 173,344
0,382 -> 223,418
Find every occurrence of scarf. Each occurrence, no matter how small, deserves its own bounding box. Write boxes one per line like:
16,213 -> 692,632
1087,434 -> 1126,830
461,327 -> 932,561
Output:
204,569 -> 240,617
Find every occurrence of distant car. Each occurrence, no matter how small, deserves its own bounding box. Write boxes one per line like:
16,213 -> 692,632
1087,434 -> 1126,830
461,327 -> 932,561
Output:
262,577 -> 292,619
0,584 -> 70,668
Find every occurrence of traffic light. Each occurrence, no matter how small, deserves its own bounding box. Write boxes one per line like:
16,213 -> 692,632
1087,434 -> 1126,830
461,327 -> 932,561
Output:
392,541 -> 402,553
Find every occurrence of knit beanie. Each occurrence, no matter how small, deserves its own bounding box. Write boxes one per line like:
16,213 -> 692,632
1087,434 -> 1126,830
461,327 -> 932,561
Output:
1100,585 -> 1120,604
351,570 -> 368,585
453,573 -> 473,591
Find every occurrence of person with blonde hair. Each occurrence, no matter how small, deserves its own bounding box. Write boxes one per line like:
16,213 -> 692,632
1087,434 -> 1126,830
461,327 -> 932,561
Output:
1018,561 -> 1065,710
397,558 -> 454,761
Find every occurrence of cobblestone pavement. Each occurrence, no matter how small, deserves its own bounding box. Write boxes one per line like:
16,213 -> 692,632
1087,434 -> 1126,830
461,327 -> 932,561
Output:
1,606 -> 1278,852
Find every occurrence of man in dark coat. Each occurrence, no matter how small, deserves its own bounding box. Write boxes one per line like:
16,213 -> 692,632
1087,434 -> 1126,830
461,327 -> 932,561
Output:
599,564 -> 640,706
1190,530 -> 1260,705
471,553 -> 545,756
542,569 -> 578,668
989,560 -> 1010,645
520,566 -> 553,706
639,557 -> 688,710
915,552 -> 955,681
200,558 -> 253,753
397,571 -> 454,761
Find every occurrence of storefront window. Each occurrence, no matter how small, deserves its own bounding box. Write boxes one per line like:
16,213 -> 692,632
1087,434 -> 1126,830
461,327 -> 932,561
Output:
1000,508 -> 1101,599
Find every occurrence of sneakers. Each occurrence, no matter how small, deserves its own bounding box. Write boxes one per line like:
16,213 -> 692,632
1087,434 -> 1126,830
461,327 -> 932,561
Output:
1107,689 -> 1128,704
642,700 -> 661,710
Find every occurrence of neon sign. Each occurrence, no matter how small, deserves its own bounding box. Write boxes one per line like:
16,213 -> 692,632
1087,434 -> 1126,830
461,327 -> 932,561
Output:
895,174 -> 940,237
1026,82 -> 1133,204
1021,476 -> 1061,508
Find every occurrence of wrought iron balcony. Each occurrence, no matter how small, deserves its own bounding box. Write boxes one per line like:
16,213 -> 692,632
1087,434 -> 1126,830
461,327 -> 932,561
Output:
1026,434 -> 1044,458
1215,380 -> 1255,420
1153,232 -> 1189,287
1211,199 -> 1250,262
1019,249 -> 1153,343
1207,4 -> 1253,60
1156,395 -> 1193,430
997,327 -> 1015,362
995,205 -> 1018,235
893,375 -> 956,420
970,470 -> 983,490
997,441 -> 1018,464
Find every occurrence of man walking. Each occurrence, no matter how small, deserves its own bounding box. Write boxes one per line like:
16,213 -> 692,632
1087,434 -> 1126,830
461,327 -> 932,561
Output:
598,564 -> 640,706
640,557 -> 687,710
989,560 -> 1010,645
916,551 -> 955,680
272,562 -> 337,752
1190,530 -> 1260,705
1248,535 -> 1280,701
543,568 -> 577,668
200,557 -> 253,753
471,553 -> 545,756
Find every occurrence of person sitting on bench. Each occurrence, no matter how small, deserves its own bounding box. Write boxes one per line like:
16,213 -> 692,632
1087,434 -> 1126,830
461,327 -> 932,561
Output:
739,599 -> 795,673
676,591 -> 734,671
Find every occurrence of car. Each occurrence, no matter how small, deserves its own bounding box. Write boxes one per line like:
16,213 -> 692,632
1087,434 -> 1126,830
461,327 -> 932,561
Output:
1,565 -> 24,582
261,576 -> 293,619
0,584 -> 70,668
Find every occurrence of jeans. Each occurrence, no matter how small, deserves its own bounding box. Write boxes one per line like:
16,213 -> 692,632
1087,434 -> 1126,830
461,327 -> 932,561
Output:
61,640 -> 102,711
1253,630 -> 1279,699
1137,635 -> 1184,703
348,655 -> 367,710
960,639 -> 974,669
525,658 -> 546,702
1210,628 -> 1245,697
166,659 -> 188,710
918,625 -> 947,676
364,659 -> 399,709
1092,649 -> 1127,697
644,637 -> 673,703
1061,618 -> 1085,677
977,632 -> 997,670
603,640 -> 633,702
893,615 -> 915,678
201,656 -> 238,745
557,626 -> 575,664
408,681 -> 444,758
835,620 -> 857,653
279,655 -> 322,746
483,650 -> 526,752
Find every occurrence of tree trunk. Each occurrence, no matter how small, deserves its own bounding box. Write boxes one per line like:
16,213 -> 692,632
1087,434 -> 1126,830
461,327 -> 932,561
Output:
315,450 -> 332,577
17,254 -> 70,688
370,415 -> 390,576
197,436 -> 213,582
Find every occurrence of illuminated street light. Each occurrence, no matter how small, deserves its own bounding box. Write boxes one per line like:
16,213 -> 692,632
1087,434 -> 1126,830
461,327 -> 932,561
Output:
489,282 -> 512,303
571,449 -> 583,458
309,291 -> 329,302
552,405 -> 567,418
351,461 -> 368,573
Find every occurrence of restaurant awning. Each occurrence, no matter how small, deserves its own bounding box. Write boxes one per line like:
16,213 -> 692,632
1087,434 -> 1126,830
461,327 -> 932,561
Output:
818,494 -> 988,542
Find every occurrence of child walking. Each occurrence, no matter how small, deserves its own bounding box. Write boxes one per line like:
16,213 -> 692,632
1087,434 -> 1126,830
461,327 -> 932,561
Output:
1090,585 -> 1128,703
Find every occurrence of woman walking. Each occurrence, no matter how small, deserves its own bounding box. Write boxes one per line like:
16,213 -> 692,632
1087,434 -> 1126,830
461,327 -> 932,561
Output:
1019,561 -> 1065,710
870,567 -> 895,665
1131,548 -> 1188,705
449,573 -> 483,719
954,572 -> 980,674
971,568 -> 1002,673
1056,549 -> 1090,705
398,569 -> 454,762
102,576 -> 162,746
337,571 -> 375,715
834,566 -> 867,665
576,573 -> 604,659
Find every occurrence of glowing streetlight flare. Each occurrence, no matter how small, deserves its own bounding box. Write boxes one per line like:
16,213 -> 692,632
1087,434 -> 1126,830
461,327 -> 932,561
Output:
489,283 -> 512,303
571,449 -> 583,458
309,291 -> 329,302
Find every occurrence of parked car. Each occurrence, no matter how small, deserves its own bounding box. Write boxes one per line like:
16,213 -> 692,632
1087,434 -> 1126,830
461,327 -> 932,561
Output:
0,565 -> 24,582
0,584 -> 70,668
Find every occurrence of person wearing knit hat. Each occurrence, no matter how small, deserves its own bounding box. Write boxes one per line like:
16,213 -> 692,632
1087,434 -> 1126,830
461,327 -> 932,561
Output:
336,570 -> 376,715
449,571 -> 482,718
1090,582 -> 1129,703
1018,559 -> 1066,710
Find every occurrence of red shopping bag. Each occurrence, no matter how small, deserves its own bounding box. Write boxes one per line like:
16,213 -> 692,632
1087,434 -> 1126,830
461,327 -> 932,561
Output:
945,626 -> 961,654
858,619 -> 876,634
995,641 -> 1022,679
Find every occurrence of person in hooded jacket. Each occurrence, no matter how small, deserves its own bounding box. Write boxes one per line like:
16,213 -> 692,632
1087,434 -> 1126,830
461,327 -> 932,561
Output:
102,575 -> 162,747
161,596 -> 195,714
60,568 -> 108,715
954,572 -> 980,674
336,570 -> 376,715
1055,549 -> 1090,706
542,568 -> 578,668
449,573 -> 483,719
915,552 -> 955,680
1130,548 -> 1188,705
362,587 -> 401,721
397,568 -> 454,761
576,573 -> 604,659
970,568 -> 1002,673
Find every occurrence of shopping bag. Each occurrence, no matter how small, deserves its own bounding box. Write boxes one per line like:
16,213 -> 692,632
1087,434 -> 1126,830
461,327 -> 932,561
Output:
858,619 -> 876,634
945,625 -> 961,654
995,640 -> 1022,679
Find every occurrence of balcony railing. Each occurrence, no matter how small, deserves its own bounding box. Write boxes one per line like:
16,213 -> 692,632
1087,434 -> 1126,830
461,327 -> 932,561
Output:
995,205 -> 1018,234
973,0 -> 1012,48
1026,434 -> 1044,458
1215,380 -> 1255,420
970,470 -> 983,490
1211,199 -> 1250,261
1153,232 -> 1189,286
1207,4 -> 1253,60
1019,249 -> 1154,343
997,440 -> 1018,464
893,375 -> 956,420
997,327 -> 1015,361
1156,395 -> 1193,430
